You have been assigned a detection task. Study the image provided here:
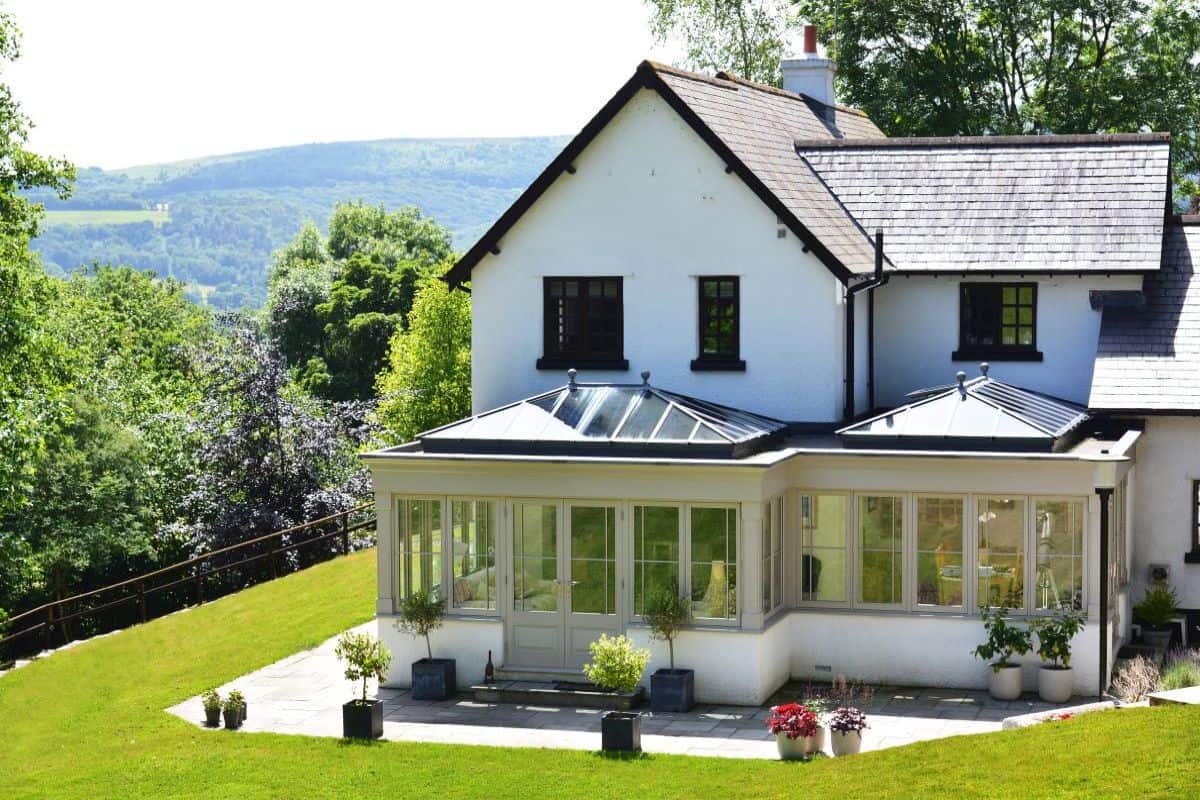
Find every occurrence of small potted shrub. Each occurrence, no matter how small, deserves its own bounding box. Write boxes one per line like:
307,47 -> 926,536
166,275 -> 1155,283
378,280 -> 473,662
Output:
222,691 -> 245,730
799,694 -> 828,755
584,634 -> 649,752
1134,581 -> 1178,651
644,586 -> 694,712
201,689 -> 222,728
973,604 -> 1032,700
1030,610 -> 1084,703
828,707 -> 868,756
335,631 -> 392,739
766,702 -> 819,760
396,590 -> 454,701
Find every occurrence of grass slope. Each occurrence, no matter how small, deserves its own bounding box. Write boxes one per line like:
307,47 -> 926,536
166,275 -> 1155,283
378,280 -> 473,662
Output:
2,549 -> 1197,799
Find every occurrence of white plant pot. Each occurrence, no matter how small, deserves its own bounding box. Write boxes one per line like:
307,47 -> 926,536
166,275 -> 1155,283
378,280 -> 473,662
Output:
806,724 -> 826,756
775,732 -> 809,761
830,729 -> 863,757
1038,666 -> 1074,704
988,663 -> 1023,701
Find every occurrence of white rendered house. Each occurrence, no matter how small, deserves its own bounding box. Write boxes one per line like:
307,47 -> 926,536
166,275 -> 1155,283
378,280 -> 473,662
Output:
363,35 -> 1200,704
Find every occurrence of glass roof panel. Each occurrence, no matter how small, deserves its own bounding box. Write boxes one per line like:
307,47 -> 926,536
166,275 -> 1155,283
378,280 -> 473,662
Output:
691,425 -> 724,442
554,387 -> 605,429
615,392 -> 669,440
654,407 -> 698,440
582,389 -> 637,438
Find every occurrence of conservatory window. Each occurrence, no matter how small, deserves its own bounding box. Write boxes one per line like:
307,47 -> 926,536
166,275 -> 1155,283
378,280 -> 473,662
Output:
450,500 -> 496,611
977,497 -> 1025,610
858,495 -> 904,606
762,495 -> 784,613
398,498 -> 442,600
690,506 -> 737,620
632,505 -> 682,615
799,494 -> 847,603
1033,499 -> 1084,611
915,496 -> 965,609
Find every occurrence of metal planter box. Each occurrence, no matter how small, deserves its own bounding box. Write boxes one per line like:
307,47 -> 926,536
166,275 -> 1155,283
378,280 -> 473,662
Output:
342,699 -> 384,739
412,658 -> 457,701
601,711 -> 642,753
650,668 -> 695,713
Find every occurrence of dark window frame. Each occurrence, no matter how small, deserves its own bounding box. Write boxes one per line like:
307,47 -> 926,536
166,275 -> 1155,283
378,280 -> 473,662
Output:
952,282 -> 1043,362
536,276 -> 628,371
1192,480 -> 1200,554
691,275 -> 746,372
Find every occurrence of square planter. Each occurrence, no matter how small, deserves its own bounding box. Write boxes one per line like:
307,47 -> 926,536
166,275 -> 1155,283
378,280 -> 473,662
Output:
342,699 -> 384,739
411,658 -> 457,701
650,668 -> 694,713
601,711 -> 641,753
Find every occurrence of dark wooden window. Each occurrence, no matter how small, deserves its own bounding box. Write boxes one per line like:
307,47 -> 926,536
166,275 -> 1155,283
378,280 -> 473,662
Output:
692,276 -> 745,371
1193,480 -> 1200,549
953,282 -> 1042,361
537,277 -> 627,370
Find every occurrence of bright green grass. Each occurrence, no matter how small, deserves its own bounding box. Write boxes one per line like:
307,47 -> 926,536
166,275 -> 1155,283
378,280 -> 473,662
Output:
2,549 -> 1197,799
42,209 -> 170,227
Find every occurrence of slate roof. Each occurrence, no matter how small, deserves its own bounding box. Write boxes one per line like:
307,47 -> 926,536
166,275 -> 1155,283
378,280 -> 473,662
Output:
839,371 -> 1089,452
796,134 -> 1172,273
1089,218 -> 1200,411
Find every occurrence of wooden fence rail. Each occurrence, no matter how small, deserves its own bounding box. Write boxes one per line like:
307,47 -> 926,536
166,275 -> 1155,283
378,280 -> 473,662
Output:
1,502 -> 376,659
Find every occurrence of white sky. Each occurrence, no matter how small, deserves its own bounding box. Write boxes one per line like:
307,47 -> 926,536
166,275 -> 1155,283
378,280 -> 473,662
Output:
5,0 -> 678,169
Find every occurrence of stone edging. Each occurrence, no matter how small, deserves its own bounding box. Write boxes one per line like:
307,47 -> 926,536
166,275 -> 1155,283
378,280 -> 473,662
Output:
1001,700 -> 1115,729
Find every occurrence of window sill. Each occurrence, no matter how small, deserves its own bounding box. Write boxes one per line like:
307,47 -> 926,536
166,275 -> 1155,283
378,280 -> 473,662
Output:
1184,549 -> 1200,564
536,357 -> 629,371
690,358 -> 746,372
951,348 -> 1043,363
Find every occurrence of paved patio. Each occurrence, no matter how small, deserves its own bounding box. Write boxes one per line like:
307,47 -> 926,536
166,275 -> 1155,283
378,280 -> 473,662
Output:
167,623 -> 1082,759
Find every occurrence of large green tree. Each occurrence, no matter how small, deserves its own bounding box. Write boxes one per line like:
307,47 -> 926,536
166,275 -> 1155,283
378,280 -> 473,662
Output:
648,0 -> 794,85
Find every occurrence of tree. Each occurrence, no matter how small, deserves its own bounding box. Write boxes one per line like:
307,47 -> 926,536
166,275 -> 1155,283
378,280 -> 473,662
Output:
375,277 -> 471,443
794,0 -> 1200,207
647,0 -> 794,85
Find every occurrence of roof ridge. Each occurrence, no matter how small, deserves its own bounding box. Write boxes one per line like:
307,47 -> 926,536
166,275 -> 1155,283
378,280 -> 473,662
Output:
795,132 -> 1171,150
640,60 -> 741,92
710,69 -> 872,118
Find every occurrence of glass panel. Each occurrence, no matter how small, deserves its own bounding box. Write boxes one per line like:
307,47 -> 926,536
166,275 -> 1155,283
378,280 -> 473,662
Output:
555,387 -> 604,429
978,497 -> 1025,609
616,393 -> 669,439
633,506 -> 680,615
761,503 -> 772,612
451,500 -> 495,611
691,425 -> 724,442
691,507 -> 736,619
513,503 -> 558,612
399,499 -> 442,600
570,506 -> 616,615
581,389 -> 634,437
916,497 -> 964,607
858,495 -> 902,605
655,407 -> 697,440
800,494 -> 847,602
1034,499 -> 1084,610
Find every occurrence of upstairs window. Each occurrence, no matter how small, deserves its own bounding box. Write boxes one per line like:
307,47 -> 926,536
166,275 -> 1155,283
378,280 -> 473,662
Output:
538,277 -> 626,370
692,276 -> 744,371
955,283 -> 1042,361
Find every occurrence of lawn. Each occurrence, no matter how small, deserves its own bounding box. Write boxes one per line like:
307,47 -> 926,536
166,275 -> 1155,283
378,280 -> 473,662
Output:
41,209 -> 170,227
1,549 -> 1196,799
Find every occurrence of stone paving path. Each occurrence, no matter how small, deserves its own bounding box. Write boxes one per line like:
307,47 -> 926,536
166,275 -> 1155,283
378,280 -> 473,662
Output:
167,623 -> 1083,759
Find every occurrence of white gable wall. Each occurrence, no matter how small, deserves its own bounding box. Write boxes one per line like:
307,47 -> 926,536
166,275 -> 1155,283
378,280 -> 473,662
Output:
470,88 -> 846,422
872,274 -> 1142,406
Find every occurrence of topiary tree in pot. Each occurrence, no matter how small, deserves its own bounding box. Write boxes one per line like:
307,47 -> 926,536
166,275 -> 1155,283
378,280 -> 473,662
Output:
973,604 -> 1032,700
335,631 -> 392,738
1029,610 -> 1085,703
644,585 -> 695,712
1134,581 -> 1178,651
396,590 -> 454,701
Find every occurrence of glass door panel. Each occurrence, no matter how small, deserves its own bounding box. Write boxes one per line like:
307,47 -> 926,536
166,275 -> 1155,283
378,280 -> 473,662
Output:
513,503 -> 559,613
569,506 -> 617,615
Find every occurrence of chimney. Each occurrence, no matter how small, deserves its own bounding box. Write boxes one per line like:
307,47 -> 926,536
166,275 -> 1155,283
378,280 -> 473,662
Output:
781,23 -> 836,108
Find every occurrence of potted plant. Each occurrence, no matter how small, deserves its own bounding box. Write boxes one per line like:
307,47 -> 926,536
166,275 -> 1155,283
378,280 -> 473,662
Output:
800,694 -> 828,755
583,634 -> 649,752
766,702 -> 819,760
643,585 -> 694,712
222,691 -> 245,730
201,689 -> 222,728
1134,581 -> 1178,651
335,631 -> 392,739
828,707 -> 868,756
396,590 -> 454,701
1030,610 -> 1084,703
973,604 -> 1032,700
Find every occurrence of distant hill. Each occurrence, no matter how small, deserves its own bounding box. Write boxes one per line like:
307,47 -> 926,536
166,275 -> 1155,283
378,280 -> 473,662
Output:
27,136 -> 568,308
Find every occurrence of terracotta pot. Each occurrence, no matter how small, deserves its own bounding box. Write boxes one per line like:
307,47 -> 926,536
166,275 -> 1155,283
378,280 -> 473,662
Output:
988,663 -> 1023,701
1038,666 -> 1073,704
831,729 -> 863,756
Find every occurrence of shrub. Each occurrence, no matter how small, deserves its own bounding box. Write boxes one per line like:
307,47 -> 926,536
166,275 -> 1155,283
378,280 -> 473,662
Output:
222,690 -> 245,714
766,703 -> 818,739
1135,581 -> 1179,629
1159,649 -> 1200,691
395,590 -> 445,661
828,707 -> 869,734
642,585 -> 691,669
1111,656 -> 1160,702
0,607 -> 8,637
973,604 -> 1032,670
334,631 -> 392,704
201,689 -> 222,712
582,634 -> 649,693
1030,610 -> 1085,669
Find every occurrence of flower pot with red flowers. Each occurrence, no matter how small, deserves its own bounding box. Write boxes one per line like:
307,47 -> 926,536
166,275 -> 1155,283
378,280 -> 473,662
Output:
766,702 -> 819,760
828,707 -> 868,756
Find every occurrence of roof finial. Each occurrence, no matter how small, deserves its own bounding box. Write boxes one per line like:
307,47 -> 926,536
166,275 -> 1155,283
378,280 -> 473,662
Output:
980,362 -> 990,377
567,368 -> 577,389
641,370 -> 651,386
956,370 -> 967,398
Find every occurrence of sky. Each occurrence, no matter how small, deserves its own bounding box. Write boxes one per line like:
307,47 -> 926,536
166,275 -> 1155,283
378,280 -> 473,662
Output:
5,0 -> 678,169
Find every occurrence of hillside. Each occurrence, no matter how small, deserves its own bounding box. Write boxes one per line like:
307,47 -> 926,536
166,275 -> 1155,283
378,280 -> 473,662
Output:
27,136 -> 567,308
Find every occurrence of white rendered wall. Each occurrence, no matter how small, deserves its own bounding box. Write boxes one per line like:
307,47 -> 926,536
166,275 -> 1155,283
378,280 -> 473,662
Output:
378,616 -> 503,690
469,88 -> 846,422
873,275 -> 1142,406
1130,417 -> 1200,608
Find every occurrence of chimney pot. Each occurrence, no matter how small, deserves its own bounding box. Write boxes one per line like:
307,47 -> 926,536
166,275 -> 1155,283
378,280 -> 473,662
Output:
803,24 -> 818,55
782,24 -> 837,107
